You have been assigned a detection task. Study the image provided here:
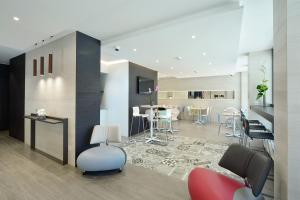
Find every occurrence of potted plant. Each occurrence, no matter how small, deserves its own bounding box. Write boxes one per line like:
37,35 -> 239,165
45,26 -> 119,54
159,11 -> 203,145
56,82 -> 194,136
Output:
256,65 -> 269,106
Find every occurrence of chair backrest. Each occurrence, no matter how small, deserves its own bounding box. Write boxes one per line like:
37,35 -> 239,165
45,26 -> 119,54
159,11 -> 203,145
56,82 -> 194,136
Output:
158,109 -> 172,119
90,125 -> 121,144
201,107 -> 210,115
219,144 -> 273,197
90,125 -> 108,144
107,125 -> 121,143
132,106 -> 140,116
166,109 -> 172,118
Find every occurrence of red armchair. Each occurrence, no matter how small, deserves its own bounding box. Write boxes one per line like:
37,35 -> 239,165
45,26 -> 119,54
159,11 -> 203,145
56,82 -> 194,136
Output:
188,144 -> 272,200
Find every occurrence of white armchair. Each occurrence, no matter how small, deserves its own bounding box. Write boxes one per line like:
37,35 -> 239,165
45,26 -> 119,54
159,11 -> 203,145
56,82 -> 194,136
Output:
77,125 -> 126,174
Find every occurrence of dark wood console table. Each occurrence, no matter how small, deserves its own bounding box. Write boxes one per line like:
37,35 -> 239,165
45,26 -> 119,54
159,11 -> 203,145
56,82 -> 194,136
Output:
24,114 -> 68,165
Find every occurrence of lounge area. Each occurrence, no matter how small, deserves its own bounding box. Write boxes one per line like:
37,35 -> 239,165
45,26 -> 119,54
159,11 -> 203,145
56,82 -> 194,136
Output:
0,0 -> 299,200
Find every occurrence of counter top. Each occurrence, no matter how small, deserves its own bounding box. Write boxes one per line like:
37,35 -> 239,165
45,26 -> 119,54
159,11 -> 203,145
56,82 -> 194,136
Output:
250,105 -> 274,123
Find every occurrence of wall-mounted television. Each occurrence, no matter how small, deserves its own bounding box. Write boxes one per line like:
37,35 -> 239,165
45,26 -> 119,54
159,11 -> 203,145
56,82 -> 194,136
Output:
137,76 -> 154,94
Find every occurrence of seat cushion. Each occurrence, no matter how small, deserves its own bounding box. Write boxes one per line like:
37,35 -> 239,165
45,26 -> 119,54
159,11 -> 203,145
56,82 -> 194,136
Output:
188,168 -> 245,200
77,144 -> 126,172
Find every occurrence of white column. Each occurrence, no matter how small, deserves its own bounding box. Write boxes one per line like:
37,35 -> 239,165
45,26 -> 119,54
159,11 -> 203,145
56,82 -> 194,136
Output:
274,0 -> 300,199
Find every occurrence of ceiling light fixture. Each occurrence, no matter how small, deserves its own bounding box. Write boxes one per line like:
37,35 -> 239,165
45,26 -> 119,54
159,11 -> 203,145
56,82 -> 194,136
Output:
176,56 -> 183,60
170,67 -> 174,70
155,59 -> 159,63
133,48 -> 137,52
13,16 -> 20,21
101,59 -> 128,66
191,35 -> 196,39
202,52 -> 207,56
208,62 -> 212,65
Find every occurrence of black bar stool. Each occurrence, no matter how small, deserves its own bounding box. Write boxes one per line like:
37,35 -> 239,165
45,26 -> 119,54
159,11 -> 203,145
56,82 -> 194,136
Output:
242,118 -> 274,147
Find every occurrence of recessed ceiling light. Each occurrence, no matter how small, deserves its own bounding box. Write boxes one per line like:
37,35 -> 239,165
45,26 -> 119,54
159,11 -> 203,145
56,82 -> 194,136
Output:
133,48 -> 137,52
176,56 -> 183,60
155,59 -> 159,63
13,16 -> 20,21
191,35 -> 196,39
170,67 -> 174,70
208,62 -> 212,65
202,52 -> 207,56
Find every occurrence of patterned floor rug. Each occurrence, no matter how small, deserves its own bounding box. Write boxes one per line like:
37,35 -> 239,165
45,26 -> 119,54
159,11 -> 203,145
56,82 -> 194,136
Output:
122,133 -> 240,181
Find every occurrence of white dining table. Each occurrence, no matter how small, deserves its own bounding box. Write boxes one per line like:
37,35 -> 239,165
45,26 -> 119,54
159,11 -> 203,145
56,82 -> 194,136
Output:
141,105 -> 161,143
222,111 -> 241,137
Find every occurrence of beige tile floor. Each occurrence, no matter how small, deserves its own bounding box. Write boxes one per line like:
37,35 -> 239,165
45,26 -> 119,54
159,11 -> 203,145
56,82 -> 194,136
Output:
171,120 -> 274,200
0,130 -> 189,200
0,119 -> 274,200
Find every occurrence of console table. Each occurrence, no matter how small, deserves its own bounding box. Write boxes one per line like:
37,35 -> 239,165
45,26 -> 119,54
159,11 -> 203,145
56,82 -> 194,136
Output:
24,114 -> 68,165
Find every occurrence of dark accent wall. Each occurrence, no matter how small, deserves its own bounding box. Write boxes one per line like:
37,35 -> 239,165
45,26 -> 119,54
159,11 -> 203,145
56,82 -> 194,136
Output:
9,54 -> 25,141
0,64 -> 9,130
75,32 -> 101,157
128,62 -> 158,135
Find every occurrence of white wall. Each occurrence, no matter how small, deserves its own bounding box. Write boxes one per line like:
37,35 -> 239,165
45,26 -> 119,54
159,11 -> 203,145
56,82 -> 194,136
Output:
241,71 -> 248,111
101,62 -> 129,137
158,74 -> 241,122
248,49 -> 273,105
25,33 -> 76,166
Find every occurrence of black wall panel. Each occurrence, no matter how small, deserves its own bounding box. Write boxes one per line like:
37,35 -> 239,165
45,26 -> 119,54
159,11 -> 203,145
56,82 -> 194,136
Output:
0,64 -> 9,130
9,54 -> 25,141
128,62 -> 158,135
75,32 -> 101,157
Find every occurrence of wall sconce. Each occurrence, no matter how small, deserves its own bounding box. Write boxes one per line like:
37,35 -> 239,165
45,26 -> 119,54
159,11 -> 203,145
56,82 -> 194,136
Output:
48,54 -> 53,74
33,59 -> 37,76
40,56 -> 44,76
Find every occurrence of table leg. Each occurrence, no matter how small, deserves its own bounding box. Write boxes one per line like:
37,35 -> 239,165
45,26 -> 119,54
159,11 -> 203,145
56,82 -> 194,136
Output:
31,119 -> 35,149
145,108 -> 161,143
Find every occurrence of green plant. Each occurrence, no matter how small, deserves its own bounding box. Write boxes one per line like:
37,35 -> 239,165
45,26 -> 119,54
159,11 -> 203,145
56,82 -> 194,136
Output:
256,65 -> 269,100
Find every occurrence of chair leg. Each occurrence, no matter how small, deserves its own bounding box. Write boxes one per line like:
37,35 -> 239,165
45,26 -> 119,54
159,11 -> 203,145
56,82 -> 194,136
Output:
130,117 -> 134,138
165,121 -> 168,143
138,116 -> 140,134
244,136 -> 248,147
142,117 -> 145,135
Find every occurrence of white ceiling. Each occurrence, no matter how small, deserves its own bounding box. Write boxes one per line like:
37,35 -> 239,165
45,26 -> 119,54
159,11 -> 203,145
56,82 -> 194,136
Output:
0,0 -> 273,78
102,3 -> 243,78
0,0 -> 231,63
239,0 -> 273,54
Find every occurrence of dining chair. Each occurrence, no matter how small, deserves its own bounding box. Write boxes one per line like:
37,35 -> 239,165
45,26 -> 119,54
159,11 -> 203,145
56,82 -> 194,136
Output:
158,108 -> 172,142
242,118 -> 274,148
217,113 -> 228,135
129,106 -> 149,142
200,107 -> 210,124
